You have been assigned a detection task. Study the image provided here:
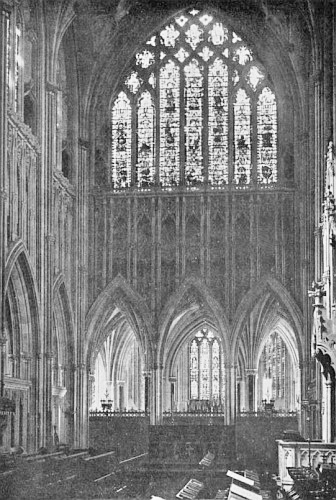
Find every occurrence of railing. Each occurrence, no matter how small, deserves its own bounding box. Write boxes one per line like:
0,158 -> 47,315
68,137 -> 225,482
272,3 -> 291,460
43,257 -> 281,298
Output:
277,439 -> 336,490
163,410 -> 225,417
89,409 -> 148,418
238,410 -> 298,418
163,410 -> 226,425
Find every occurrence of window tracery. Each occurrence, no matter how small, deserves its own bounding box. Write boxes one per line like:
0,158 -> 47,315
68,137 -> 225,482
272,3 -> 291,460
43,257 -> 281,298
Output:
111,8 -> 277,190
189,328 -> 221,402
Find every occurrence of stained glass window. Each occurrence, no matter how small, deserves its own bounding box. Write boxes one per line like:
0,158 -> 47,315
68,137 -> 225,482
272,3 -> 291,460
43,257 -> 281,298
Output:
257,87 -> 277,183
208,58 -> 228,185
14,25 -> 22,112
5,12 -> 10,101
112,92 -> 132,188
189,329 -> 222,403
137,91 -> 155,188
160,61 -> 180,186
261,332 -> 289,404
185,60 -> 203,186
110,8 -> 278,189
234,89 -> 251,184
190,340 -> 199,399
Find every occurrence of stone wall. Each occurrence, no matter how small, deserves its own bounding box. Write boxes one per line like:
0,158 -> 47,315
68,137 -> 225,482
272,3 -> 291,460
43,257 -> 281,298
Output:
89,416 -> 150,459
235,416 -> 299,473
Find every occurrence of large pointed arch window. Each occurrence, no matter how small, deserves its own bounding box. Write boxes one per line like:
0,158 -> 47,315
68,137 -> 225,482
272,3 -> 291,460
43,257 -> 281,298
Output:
111,8 -> 277,190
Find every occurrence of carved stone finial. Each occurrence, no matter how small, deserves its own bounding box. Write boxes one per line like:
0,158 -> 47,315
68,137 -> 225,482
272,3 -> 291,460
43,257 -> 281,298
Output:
308,281 -> 326,304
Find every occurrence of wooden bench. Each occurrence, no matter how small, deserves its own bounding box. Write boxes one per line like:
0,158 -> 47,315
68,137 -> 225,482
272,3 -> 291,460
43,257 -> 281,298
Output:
199,451 -> 215,467
176,478 -> 204,499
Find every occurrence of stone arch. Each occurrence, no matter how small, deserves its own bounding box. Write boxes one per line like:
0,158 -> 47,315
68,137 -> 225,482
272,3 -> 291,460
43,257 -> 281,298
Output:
231,276 -> 303,365
4,243 -> 41,451
85,275 -> 154,372
157,277 -> 231,420
232,276 -> 303,413
158,276 -> 230,368
52,275 -> 75,445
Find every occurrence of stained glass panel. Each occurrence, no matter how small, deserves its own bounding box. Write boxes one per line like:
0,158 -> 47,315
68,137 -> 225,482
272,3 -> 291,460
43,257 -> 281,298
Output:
175,48 -> 189,63
125,72 -> 142,94
112,9 -> 278,190
233,45 -> 253,65
15,25 -> 22,112
190,340 -> 199,399
234,89 -> 251,184
247,66 -> 264,90
198,46 -> 213,62
212,340 -> 220,400
189,330 -> 222,403
136,50 -> 155,69
185,59 -> 203,186
186,24 -> 204,50
200,339 -> 210,399
257,87 -> 277,183
209,22 -> 228,45
5,13 -> 10,101
112,92 -> 132,188
208,58 -> 228,185
175,14 -> 188,27
200,14 -> 213,26
161,24 -> 180,47
137,91 -> 155,187
160,61 -> 180,187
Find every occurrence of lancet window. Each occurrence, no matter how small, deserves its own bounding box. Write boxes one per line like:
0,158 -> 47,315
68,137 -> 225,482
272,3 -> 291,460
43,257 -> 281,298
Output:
189,328 -> 221,403
111,8 -> 277,190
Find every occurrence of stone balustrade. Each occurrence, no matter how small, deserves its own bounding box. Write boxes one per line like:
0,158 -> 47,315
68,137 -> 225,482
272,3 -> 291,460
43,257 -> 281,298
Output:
277,439 -> 336,490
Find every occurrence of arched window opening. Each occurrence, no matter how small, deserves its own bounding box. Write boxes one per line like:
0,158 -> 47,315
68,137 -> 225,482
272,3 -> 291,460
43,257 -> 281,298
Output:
188,328 -> 222,411
4,9 -> 24,116
258,331 -> 296,412
56,41 -> 71,178
110,8 -> 277,190
91,330 -> 144,413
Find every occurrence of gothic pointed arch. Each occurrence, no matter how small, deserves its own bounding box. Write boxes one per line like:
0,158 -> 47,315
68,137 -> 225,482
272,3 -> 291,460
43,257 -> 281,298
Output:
158,276 -> 230,368
85,275 -> 154,370
52,275 -> 75,445
231,276 -> 303,365
3,243 -> 41,451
